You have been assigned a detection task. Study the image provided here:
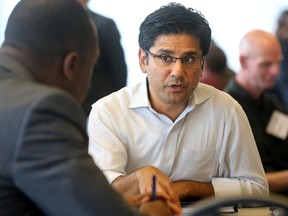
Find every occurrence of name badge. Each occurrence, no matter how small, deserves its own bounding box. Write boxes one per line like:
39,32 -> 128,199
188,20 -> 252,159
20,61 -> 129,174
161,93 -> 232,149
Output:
266,110 -> 288,140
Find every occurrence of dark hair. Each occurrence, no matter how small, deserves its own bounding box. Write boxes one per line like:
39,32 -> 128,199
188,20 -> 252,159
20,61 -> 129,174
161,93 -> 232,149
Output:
205,41 -> 227,74
277,10 -> 288,29
3,0 -> 97,65
138,2 -> 211,56
276,10 -> 288,39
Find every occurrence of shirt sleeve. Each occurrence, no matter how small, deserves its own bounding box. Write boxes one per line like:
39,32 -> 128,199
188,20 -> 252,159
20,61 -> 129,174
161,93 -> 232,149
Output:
88,102 -> 127,183
212,103 -> 269,198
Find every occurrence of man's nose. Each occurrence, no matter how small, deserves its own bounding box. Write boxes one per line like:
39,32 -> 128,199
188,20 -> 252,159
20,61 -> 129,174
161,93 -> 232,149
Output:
170,60 -> 185,77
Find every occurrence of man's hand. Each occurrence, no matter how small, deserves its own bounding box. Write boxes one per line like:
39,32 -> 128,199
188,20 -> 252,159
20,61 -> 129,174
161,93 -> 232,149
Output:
136,166 -> 181,209
139,199 -> 180,216
127,193 -> 182,216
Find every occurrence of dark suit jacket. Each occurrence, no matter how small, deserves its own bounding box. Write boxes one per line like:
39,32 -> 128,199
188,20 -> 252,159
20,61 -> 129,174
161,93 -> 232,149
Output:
82,10 -> 127,116
0,52 -> 142,216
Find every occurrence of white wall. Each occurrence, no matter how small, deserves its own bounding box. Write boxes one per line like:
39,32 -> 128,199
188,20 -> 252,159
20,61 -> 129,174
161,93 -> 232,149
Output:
1,0 -> 288,86
0,0 -> 19,44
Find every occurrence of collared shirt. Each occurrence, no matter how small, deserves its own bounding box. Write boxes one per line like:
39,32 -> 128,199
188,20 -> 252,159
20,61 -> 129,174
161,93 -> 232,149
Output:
88,80 -> 268,198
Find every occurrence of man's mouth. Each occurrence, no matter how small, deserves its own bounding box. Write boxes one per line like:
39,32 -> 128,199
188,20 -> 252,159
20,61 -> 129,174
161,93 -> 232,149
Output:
168,84 -> 185,91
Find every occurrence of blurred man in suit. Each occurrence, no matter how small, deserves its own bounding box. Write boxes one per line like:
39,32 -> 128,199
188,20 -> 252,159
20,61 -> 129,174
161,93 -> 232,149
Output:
78,0 -> 127,116
0,0 -> 180,215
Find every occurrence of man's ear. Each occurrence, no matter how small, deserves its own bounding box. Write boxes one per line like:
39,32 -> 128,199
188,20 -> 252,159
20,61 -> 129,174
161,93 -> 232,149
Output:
138,48 -> 148,74
239,55 -> 247,69
200,57 -> 205,69
196,57 -> 203,78
62,51 -> 79,80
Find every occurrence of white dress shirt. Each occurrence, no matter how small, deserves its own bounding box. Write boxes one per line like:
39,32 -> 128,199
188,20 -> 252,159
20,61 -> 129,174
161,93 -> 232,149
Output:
88,81 -> 269,198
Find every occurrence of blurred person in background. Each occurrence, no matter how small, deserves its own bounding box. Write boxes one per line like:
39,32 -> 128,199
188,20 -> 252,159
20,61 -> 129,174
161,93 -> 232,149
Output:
225,29 -> 288,196
200,40 -> 235,90
78,0 -> 127,117
268,10 -> 288,112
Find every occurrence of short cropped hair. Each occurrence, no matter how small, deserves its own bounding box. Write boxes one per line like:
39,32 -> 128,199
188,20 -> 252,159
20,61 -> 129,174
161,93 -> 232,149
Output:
138,2 -> 211,56
3,0 -> 97,65
205,41 -> 227,74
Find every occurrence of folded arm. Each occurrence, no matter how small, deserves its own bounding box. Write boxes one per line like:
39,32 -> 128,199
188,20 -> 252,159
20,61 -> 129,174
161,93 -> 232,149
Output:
172,180 -> 214,201
112,166 -> 181,209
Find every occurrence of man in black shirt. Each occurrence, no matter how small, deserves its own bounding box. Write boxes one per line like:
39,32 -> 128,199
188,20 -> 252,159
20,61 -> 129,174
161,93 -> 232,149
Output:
225,29 -> 288,196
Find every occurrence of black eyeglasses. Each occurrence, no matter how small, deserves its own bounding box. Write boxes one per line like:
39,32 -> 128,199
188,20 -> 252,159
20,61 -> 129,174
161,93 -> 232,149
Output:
144,49 -> 203,68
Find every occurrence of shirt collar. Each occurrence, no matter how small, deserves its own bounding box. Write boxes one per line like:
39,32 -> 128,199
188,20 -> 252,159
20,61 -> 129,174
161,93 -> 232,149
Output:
129,78 -> 214,110
129,79 -> 150,109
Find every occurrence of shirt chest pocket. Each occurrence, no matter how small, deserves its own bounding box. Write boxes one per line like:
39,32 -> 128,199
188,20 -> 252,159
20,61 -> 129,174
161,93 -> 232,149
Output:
171,147 -> 219,181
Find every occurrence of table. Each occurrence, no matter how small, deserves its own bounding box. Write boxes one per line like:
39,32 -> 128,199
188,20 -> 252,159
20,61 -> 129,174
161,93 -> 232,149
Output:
182,206 -> 272,216
181,195 -> 288,216
234,207 -> 271,216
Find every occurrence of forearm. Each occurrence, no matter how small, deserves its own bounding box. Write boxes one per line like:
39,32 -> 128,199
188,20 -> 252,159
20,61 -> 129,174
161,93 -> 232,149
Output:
266,170 -> 288,193
112,173 -> 140,198
172,180 -> 214,201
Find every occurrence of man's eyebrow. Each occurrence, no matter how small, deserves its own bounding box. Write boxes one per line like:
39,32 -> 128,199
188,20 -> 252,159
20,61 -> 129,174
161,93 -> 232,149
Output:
156,49 -> 200,56
156,49 -> 173,54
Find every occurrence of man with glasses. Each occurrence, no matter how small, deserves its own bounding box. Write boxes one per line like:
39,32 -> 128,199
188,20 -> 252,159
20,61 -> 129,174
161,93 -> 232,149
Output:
87,3 -> 268,207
